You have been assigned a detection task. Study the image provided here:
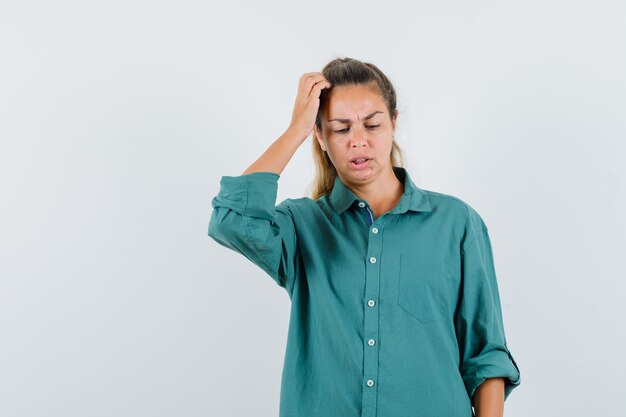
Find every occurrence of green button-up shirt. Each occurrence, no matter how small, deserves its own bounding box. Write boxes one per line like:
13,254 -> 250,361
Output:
208,166 -> 521,417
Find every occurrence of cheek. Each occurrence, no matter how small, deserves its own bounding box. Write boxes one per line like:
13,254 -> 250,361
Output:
326,144 -> 349,162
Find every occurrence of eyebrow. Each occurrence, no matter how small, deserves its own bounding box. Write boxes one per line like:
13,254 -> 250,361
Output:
328,111 -> 384,123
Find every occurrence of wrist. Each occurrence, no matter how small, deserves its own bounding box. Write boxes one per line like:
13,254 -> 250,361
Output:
284,126 -> 311,144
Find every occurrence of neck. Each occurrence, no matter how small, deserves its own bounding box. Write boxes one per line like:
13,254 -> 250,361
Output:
349,166 -> 404,217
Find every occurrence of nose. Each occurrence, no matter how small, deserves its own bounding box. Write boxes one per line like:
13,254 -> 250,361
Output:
350,126 -> 368,147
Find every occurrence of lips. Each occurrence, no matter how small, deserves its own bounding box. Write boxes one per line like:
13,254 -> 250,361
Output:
350,156 -> 372,169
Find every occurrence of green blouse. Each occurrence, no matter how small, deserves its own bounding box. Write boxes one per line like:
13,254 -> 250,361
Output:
208,166 -> 521,417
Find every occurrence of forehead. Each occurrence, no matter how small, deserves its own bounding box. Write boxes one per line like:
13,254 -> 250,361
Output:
325,84 -> 385,118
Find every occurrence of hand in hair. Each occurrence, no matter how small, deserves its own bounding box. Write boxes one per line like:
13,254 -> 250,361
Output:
288,72 -> 332,140
242,73 -> 331,176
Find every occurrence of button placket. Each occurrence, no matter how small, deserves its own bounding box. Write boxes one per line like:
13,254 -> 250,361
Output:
362,213 -> 382,416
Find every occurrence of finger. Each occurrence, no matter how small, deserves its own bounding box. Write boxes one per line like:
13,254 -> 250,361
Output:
300,74 -> 325,95
308,79 -> 332,99
304,75 -> 330,98
298,73 -> 323,94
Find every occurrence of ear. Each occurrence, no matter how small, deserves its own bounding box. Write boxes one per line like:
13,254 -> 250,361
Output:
313,125 -> 326,151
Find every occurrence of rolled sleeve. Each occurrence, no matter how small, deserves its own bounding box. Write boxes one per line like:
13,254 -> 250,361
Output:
455,220 -> 521,402
207,172 -> 299,296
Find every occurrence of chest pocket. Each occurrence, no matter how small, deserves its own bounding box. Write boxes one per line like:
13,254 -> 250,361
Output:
397,250 -> 453,323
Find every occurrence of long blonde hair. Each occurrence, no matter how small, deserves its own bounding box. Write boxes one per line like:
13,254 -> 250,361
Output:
309,57 -> 406,200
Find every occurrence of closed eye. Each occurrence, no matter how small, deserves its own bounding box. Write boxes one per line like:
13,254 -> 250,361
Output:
334,125 -> 380,134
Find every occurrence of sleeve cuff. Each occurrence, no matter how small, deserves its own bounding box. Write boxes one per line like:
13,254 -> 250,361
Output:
211,172 -> 280,220
463,346 -> 521,402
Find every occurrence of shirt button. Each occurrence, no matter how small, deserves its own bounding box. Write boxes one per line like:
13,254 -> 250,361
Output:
368,339 -> 376,346
369,257 -> 376,264
358,202 -> 366,208
366,379 -> 375,387
371,227 -> 378,234
367,299 -> 376,307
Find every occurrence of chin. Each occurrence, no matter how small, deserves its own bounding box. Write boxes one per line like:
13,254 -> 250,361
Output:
345,165 -> 376,180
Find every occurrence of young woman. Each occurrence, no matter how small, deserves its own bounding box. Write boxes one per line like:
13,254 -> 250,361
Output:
208,57 -> 521,417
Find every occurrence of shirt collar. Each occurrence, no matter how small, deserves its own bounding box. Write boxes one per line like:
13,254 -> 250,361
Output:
328,166 -> 432,214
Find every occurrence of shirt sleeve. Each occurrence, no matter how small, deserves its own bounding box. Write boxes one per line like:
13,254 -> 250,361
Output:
455,220 -> 521,403
207,171 -> 298,296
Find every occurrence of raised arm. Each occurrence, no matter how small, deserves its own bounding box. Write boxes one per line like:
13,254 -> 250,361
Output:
242,72 -> 332,175
208,73 -> 332,295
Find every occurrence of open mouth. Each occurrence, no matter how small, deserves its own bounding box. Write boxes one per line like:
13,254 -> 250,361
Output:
350,158 -> 371,168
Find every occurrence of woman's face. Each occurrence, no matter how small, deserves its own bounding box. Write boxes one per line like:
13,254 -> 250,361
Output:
314,83 -> 397,186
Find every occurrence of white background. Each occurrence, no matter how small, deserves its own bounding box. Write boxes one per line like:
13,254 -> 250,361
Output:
1,1 -> 625,416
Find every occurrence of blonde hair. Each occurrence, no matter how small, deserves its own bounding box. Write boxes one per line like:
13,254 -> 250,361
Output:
308,57 -> 407,200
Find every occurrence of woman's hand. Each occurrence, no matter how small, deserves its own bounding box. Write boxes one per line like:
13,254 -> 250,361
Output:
287,72 -> 332,142
241,73 -> 332,176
